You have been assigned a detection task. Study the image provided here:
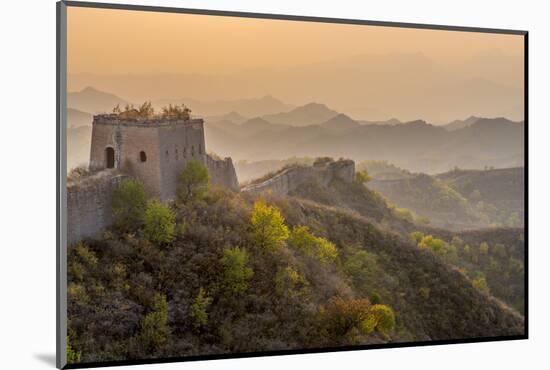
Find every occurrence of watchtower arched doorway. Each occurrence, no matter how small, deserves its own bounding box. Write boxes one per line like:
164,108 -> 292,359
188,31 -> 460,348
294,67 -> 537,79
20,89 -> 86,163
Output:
105,147 -> 115,169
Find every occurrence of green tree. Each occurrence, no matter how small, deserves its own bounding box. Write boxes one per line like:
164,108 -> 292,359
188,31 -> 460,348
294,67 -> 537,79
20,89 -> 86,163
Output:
418,235 -> 446,253
355,169 -> 372,184
393,207 -> 414,222
275,266 -> 309,298
220,247 -> 254,296
189,287 -> 212,329
288,226 -> 318,255
144,201 -> 176,245
250,200 -> 289,251
112,179 -> 147,231
362,304 -> 396,336
370,292 -> 382,304
315,237 -> 339,263
410,231 -> 425,244
473,274 -> 490,294
66,335 -> 81,364
177,160 -> 210,203
320,297 -> 373,341
140,293 -> 169,349
343,250 -> 379,292
479,242 -> 490,255
288,226 -> 338,263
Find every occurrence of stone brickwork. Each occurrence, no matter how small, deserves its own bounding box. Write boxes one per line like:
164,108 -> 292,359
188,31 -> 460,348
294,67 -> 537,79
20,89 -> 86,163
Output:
67,114 -> 241,244
67,170 -> 129,245
241,159 -> 355,196
206,155 -> 240,191
89,115 -> 238,200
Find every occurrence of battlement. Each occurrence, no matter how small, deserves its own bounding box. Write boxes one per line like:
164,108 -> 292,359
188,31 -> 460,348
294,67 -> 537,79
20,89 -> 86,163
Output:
242,158 -> 355,196
93,114 -> 203,128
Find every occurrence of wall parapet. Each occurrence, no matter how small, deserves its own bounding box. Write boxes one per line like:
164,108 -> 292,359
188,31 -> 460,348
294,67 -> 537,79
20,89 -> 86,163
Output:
93,114 -> 203,128
241,159 -> 355,196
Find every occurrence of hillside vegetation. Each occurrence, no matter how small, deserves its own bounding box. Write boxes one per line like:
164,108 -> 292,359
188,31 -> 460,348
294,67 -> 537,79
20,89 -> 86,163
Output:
367,167 -> 524,230
289,172 -> 525,315
67,161 -> 524,364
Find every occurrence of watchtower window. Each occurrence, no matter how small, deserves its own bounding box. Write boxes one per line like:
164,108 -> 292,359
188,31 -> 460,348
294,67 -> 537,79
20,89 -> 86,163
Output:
105,147 -> 115,169
199,144 -> 202,154
183,147 -> 187,158
165,150 -> 169,161
175,147 -> 179,161
191,145 -> 195,157
140,151 -> 147,162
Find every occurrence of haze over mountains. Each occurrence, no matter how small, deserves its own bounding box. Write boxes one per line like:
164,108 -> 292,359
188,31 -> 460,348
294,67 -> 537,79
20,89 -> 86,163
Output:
66,86 -> 523,173
68,49 -> 523,123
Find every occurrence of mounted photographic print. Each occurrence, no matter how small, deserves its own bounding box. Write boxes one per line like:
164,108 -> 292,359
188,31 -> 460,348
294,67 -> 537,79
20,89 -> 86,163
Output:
57,1 -> 528,368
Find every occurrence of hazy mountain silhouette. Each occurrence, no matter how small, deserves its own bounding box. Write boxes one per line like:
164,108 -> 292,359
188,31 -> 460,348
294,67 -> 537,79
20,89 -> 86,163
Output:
67,108 -> 93,128
444,116 -> 481,131
359,118 -> 402,126
65,88 -> 524,176
262,102 -> 339,126
206,111 -> 248,125
153,95 -> 294,118
320,113 -> 361,130
67,86 -> 129,114
240,117 -> 291,136
68,51 -> 524,122
204,116 -> 523,174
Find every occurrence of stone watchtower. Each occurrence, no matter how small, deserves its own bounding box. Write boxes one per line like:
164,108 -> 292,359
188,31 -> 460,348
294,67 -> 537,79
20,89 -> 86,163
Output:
89,114 -> 239,200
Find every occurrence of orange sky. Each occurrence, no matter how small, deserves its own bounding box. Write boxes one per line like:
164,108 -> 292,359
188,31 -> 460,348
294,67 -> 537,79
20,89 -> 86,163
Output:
68,7 -> 523,75
66,6 -> 524,122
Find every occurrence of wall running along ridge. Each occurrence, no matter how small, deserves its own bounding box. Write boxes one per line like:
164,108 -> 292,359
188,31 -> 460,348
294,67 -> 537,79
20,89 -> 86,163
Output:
241,159 -> 355,196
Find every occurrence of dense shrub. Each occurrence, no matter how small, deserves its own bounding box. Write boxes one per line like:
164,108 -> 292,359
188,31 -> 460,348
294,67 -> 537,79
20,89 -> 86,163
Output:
177,160 -> 210,203
144,201 -> 176,245
112,179 -> 147,231
220,247 -> 254,296
189,287 -> 212,329
250,200 -> 289,251
140,293 -> 170,350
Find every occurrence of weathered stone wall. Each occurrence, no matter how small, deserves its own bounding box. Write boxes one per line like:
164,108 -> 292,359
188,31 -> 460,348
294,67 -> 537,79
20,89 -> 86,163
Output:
158,121 -> 207,200
89,117 -> 210,201
67,170 -> 129,246
206,155 -> 240,191
70,115 -> 241,243
242,159 -> 355,196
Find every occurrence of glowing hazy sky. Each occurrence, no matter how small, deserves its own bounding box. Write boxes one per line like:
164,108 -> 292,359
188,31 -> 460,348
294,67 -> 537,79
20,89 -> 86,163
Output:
66,6 -> 524,122
67,7 -> 523,76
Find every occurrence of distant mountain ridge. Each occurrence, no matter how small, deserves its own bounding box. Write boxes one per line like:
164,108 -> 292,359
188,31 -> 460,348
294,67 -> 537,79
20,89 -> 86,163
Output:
320,113 -> 361,130
154,95 -> 294,118
65,86 -> 524,175
204,115 -> 524,174
443,116 -> 481,131
68,86 -> 129,114
67,108 -> 93,128
262,102 -> 339,126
